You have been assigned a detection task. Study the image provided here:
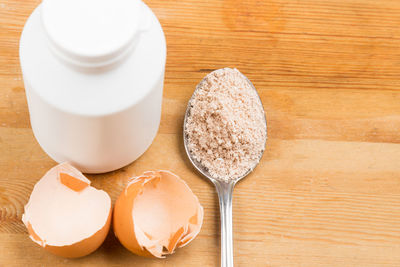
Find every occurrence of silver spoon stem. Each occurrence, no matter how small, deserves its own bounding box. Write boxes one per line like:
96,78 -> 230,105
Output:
214,180 -> 236,267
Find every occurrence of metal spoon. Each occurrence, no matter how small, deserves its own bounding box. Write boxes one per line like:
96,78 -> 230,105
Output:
183,70 -> 267,267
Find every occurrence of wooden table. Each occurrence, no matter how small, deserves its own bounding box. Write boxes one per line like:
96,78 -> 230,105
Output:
1,0 -> 400,266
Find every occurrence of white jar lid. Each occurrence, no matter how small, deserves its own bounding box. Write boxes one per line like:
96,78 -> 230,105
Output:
42,0 -> 141,67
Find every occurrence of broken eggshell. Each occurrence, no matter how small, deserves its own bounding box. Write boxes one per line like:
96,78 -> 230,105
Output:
113,170 -> 204,258
22,162 -> 112,258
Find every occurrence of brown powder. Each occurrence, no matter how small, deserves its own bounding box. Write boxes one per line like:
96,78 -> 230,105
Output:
185,68 -> 267,182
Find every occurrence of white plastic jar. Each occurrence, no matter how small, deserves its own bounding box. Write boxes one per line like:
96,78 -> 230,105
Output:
20,0 -> 166,173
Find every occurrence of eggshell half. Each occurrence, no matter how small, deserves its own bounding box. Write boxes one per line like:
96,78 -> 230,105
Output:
113,170 -> 204,258
22,162 -> 112,258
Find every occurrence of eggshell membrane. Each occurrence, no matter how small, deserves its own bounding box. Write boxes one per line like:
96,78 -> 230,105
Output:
22,162 -> 112,258
113,170 -> 204,258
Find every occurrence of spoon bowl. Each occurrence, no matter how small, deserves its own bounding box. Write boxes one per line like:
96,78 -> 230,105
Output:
183,69 -> 267,267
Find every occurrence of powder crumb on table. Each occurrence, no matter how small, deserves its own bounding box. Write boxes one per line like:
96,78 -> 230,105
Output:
185,68 -> 267,182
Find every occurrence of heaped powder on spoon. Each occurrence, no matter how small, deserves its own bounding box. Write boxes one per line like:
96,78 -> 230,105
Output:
185,68 -> 266,182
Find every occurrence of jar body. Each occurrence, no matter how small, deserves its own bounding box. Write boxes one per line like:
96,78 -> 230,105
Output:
20,3 -> 166,173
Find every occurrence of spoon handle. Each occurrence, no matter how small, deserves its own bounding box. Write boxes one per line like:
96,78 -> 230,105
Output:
214,180 -> 235,267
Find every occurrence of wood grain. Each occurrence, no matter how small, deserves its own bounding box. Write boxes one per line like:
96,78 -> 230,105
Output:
1,0 -> 400,266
